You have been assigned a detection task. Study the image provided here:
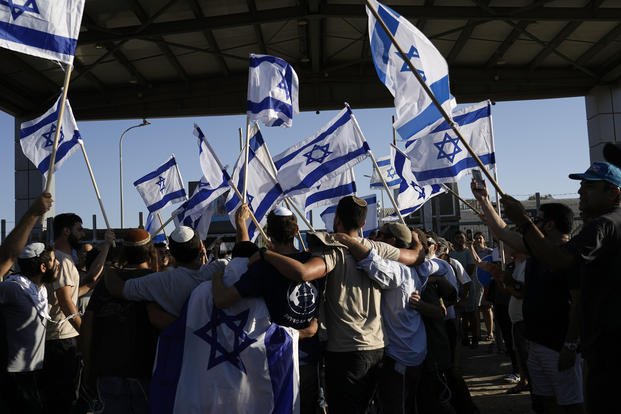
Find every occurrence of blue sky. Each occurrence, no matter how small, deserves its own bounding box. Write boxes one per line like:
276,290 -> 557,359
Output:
0,96 -> 589,231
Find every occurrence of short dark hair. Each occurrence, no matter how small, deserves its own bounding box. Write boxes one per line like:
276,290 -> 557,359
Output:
335,196 -> 367,232
53,213 -> 82,241
539,203 -> 574,234
169,233 -> 202,264
119,244 -> 153,266
411,228 -> 429,255
232,241 -> 259,258
266,211 -> 298,245
474,231 -> 484,239
17,246 -> 54,278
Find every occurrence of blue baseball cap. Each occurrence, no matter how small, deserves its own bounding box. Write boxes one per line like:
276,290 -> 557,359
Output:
568,162 -> 621,188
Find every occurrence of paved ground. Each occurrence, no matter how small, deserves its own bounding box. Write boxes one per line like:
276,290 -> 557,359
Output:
460,338 -> 532,414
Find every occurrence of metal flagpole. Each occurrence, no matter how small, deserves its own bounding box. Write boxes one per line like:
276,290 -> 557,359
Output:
366,1 -> 505,197
369,151 -> 406,225
45,64 -> 74,193
488,111 -> 506,268
78,141 -> 112,230
242,117 -> 251,203
441,183 -> 482,216
392,115 -> 397,146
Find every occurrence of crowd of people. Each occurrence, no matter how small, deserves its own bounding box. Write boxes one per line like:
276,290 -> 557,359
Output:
0,144 -> 619,414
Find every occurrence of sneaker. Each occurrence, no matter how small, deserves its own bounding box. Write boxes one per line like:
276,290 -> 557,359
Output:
506,382 -> 530,394
503,373 -> 520,383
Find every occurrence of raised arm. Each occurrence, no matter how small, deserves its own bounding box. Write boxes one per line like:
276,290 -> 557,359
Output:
79,230 -> 116,297
235,204 -> 251,243
0,193 -> 53,277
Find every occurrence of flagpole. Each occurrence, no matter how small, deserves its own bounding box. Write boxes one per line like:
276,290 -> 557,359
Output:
156,212 -> 169,240
488,111 -> 506,268
45,64 -> 74,193
228,180 -> 269,241
152,215 -> 175,237
392,115 -> 397,146
242,117 -> 251,203
369,151 -> 406,226
366,1 -> 505,197
283,197 -> 316,233
441,183 -> 482,216
78,141 -> 113,231
238,128 -> 243,151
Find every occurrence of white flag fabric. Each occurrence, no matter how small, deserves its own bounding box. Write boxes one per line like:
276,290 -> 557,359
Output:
405,100 -> 495,186
274,106 -> 370,197
370,155 -> 402,189
133,156 -> 187,213
320,194 -> 378,237
292,169 -> 357,214
0,0 -> 85,63
367,0 -> 455,141
225,125 -> 283,241
392,146 -> 444,217
150,261 -> 300,414
20,95 -> 83,177
247,54 -> 299,127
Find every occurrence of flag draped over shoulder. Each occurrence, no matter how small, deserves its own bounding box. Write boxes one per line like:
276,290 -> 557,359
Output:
292,169 -> 357,213
150,268 -> 299,414
405,100 -> 495,186
133,156 -> 187,213
367,0 -> 454,141
247,54 -> 299,127
20,95 -> 82,176
392,146 -> 444,216
370,155 -> 401,189
0,0 -> 85,63
225,124 -> 283,241
274,106 -> 370,197
320,194 -> 378,237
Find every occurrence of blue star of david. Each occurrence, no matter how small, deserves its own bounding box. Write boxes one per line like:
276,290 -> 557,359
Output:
396,45 -> 427,81
41,124 -> 64,148
156,176 -> 166,193
246,193 -> 254,206
276,76 -> 291,100
434,133 -> 462,163
0,0 -> 39,20
386,167 -> 397,180
302,143 -> 332,165
411,182 -> 426,200
194,306 -> 256,373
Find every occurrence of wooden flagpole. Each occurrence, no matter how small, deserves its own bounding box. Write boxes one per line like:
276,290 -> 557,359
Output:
45,64 -> 74,193
441,183 -> 482,216
366,1 -> 505,197
242,117 -> 251,203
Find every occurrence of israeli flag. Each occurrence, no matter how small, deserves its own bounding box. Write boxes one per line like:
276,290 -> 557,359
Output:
0,0 -> 85,64
173,188 -> 218,240
320,194 -> 378,237
145,212 -> 164,236
405,100 -> 495,186
274,106 -> 370,197
247,54 -> 299,128
370,155 -> 402,189
150,267 -> 300,414
225,125 -> 283,241
367,0 -> 455,141
133,156 -> 187,213
393,146 -> 444,217
20,95 -> 83,177
292,169 -> 357,214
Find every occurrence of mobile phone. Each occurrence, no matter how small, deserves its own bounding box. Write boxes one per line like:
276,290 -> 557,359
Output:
472,169 -> 485,190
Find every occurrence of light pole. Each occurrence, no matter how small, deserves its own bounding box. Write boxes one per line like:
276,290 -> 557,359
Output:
119,119 -> 150,229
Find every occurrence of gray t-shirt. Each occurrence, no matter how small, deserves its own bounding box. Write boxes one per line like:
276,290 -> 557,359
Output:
0,280 -> 47,372
123,259 -> 228,317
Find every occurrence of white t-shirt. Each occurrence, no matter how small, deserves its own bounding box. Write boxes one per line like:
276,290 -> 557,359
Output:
508,260 -> 526,324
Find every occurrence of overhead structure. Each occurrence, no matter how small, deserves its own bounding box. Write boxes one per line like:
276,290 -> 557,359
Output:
1,0 -> 621,120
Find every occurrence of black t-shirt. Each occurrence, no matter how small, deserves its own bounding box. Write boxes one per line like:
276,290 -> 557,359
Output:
523,257 -> 578,352
86,268 -> 159,378
563,206 -> 621,355
234,251 -> 324,364
420,277 -> 454,371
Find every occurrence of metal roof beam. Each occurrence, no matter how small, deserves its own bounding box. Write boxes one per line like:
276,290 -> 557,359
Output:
528,21 -> 582,69
187,0 -> 230,76
485,21 -> 529,69
247,0 -> 267,54
575,23 -> 621,66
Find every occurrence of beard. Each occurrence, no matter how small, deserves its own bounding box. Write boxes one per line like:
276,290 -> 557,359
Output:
68,233 -> 81,251
42,266 -> 56,284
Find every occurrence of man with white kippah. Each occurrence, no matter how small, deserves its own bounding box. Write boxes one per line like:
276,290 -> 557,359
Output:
0,242 -> 58,413
105,226 -> 228,317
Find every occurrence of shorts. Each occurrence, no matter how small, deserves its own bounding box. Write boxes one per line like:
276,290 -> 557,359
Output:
527,341 -> 583,406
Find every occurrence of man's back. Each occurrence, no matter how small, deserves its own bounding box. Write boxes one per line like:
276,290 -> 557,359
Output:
46,250 -> 79,340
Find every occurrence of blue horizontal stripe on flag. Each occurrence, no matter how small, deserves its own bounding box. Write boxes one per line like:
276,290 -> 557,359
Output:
370,3 -> 400,85
36,131 -> 81,174
274,109 -> 352,170
400,204 -> 424,216
396,76 -> 451,140
184,182 -> 226,212
247,97 -> 293,118
413,153 -> 495,182
0,21 -> 77,56
393,150 -> 407,179
147,189 -> 187,213
371,178 -> 402,188
20,110 -> 59,138
247,185 -> 282,236
305,181 -> 356,209
376,158 -> 391,167
249,54 -> 287,69
133,157 -> 178,186
320,204 -> 337,218
284,143 -> 369,194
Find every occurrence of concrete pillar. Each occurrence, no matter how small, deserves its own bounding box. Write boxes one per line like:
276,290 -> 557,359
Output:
585,81 -> 621,163
14,117 -> 54,238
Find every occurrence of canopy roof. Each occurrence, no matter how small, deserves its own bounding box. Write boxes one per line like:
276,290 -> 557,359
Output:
1,0 -> 620,120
